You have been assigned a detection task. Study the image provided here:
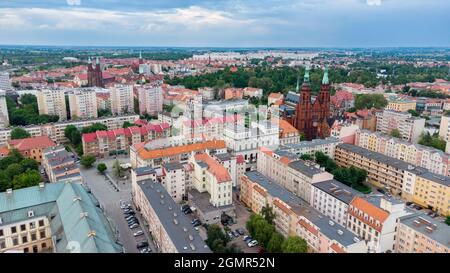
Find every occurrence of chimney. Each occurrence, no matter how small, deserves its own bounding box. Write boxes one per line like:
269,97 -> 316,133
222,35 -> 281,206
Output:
39,182 -> 45,189
6,188 -> 12,194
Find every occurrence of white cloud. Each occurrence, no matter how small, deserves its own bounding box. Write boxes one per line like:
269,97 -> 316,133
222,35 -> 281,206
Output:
367,0 -> 382,6
67,0 -> 81,6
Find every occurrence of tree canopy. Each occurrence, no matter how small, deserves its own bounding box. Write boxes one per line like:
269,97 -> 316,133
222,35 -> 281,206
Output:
418,132 -> 446,152
80,155 -> 96,168
0,150 -> 40,192
10,127 -> 31,139
354,94 -> 388,110
6,94 -> 60,126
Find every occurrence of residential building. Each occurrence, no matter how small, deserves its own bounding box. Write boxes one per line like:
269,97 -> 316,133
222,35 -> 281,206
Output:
138,84 -> 163,116
278,137 -> 341,159
394,213 -> 450,253
130,140 -> 227,168
330,121 -> 359,144
36,89 -> 67,121
0,89 -> 9,128
7,136 -> 56,163
375,109 -> 425,143
240,171 -> 367,253
268,93 -> 284,106
110,84 -> 134,115
68,88 -> 98,119
82,122 -> 170,157
198,87 -> 216,101
42,146 -> 82,183
133,180 -> 211,253
161,163 -> 187,203
213,152 -> 246,187
386,97 -> 417,112
0,72 -> 12,91
311,180 -> 360,227
0,182 -> 122,253
355,129 -> 450,177
278,119 -> 300,145
347,196 -> 410,253
438,115 -> 450,153
181,114 -> 244,141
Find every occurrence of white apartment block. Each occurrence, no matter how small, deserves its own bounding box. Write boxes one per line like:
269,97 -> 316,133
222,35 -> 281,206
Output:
161,163 -> 187,203
0,89 -> 9,128
110,84 -> 134,115
439,115 -> 450,153
138,85 -> 163,116
310,180 -> 360,227
375,109 -> 425,143
279,137 -> 341,159
36,89 -> 67,121
0,72 -> 12,91
68,88 -> 98,119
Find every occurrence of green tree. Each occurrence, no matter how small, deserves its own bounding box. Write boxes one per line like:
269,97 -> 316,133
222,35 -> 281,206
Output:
354,94 -> 388,110
80,155 -> 96,168
64,125 -> 80,144
261,204 -> 276,225
12,169 -> 41,190
418,132 -> 446,152
10,128 -> 31,139
81,123 -> 107,134
445,216 -> 450,226
390,129 -> 401,138
20,158 -> 39,171
97,163 -> 107,174
300,154 -> 312,160
407,109 -> 419,117
281,236 -> 308,253
267,233 -> 284,253
5,163 -> 24,180
123,121 -> 135,128
113,159 -> 124,178
299,132 -> 306,141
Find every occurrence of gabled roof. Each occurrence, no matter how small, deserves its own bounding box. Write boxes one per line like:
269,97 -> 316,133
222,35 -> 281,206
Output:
8,136 -> 56,151
194,153 -> 231,183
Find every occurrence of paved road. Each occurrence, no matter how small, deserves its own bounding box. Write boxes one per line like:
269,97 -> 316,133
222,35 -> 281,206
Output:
79,157 -> 156,253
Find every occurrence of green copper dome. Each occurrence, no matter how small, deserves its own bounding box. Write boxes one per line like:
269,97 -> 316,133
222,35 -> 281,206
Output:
304,65 -> 310,83
322,66 -> 329,85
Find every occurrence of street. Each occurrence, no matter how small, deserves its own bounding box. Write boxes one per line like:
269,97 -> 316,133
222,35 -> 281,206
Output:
79,156 -> 157,253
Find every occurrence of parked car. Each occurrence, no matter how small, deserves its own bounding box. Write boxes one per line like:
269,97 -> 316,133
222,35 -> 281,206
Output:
377,188 -> 386,194
136,241 -> 149,249
125,215 -> 135,220
192,221 -> 201,227
232,231 -> 239,237
124,211 -> 135,216
194,227 -> 199,231
183,208 -> 192,214
243,235 -> 252,242
181,204 -> 190,211
248,240 -> 258,247
140,248 -> 152,253
128,219 -> 139,225
133,230 -> 144,237
129,223 -> 139,229
120,202 -> 131,209
236,228 -> 245,235
191,219 -> 199,224
227,231 -> 234,239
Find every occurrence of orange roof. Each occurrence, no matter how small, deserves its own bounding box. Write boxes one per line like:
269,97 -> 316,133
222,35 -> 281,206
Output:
273,199 -> 292,215
136,140 -> 226,160
253,184 -> 268,197
279,156 -> 292,165
278,119 -> 299,137
330,243 -> 345,253
194,153 -> 231,183
298,218 -> 319,237
258,146 -> 273,156
349,197 -> 389,232
0,146 -> 10,157
268,92 -> 283,99
8,136 -> 56,151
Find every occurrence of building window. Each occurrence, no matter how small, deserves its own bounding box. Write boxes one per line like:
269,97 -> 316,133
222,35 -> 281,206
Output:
40,231 -> 46,239
0,240 -> 5,249
32,245 -> 38,253
23,247 -> 29,253
22,235 -> 28,243
0,229 -> 3,237
20,224 -> 26,231
30,222 -> 36,229
42,243 -> 47,249
11,226 -> 17,234
12,237 -> 19,246
38,220 -> 44,227
31,233 -> 37,241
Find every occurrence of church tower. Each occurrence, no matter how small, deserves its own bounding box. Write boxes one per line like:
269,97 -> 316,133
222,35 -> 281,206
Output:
294,66 -> 314,140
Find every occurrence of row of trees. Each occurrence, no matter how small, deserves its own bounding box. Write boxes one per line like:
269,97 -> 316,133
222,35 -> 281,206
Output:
64,123 -> 108,155
246,212 -> 308,253
0,150 -> 41,192
6,94 -> 59,126
205,225 -> 242,253
354,94 -> 388,110
314,151 -> 371,193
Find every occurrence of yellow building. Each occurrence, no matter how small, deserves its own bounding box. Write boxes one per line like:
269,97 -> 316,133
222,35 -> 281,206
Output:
411,175 -> 450,216
387,98 -> 416,112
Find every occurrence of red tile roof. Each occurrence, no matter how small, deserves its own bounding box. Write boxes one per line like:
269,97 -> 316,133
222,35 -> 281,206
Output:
8,136 -> 56,151
298,219 -> 319,237
349,197 -> 389,232
194,153 -> 231,183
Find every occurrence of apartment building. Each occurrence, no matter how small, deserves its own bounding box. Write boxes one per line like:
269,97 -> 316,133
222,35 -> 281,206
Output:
240,171 -> 368,253
386,97 -> 417,112
0,72 -> 12,91
279,137 -> 341,159
0,114 -> 140,146
335,143 -> 450,216
7,136 -> 56,163
278,119 -> 300,145
0,89 -> 9,128
110,84 -> 134,115
133,180 -> 211,253
438,115 -> 450,153
394,213 -> 450,253
347,196 -> 410,253
138,85 -> 163,116
161,163 -> 186,203
42,146 -> 82,183
68,88 -> 98,119
0,182 -> 122,253
311,180 -> 360,227
130,139 -> 227,168
36,89 -> 67,121
213,152 -> 246,187
181,114 -> 244,141
375,109 -> 425,143
82,122 -> 170,157
355,129 -> 450,177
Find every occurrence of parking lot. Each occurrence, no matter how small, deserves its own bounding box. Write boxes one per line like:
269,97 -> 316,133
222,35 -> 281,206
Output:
79,156 -> 156,253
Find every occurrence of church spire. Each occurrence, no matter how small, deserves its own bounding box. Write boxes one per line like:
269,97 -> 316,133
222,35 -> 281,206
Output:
88,57 -> 92,64
96,57 -> 100,65
139,51 -> 142,59
322,65 -> 329,85
304,65 -> 310,83
295,73 -> 300,93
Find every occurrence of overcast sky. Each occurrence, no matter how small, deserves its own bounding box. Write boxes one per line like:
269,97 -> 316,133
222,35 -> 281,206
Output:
0,0 -> 449,47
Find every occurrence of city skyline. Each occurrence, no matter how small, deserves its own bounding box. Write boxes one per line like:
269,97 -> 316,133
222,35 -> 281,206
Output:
0,0 -> 449,47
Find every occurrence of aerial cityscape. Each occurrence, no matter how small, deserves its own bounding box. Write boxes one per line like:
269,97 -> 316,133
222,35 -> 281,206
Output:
0,0 -> 449,260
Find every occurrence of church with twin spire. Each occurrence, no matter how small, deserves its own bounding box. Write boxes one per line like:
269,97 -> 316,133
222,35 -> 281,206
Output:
283,66 -> 332,140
